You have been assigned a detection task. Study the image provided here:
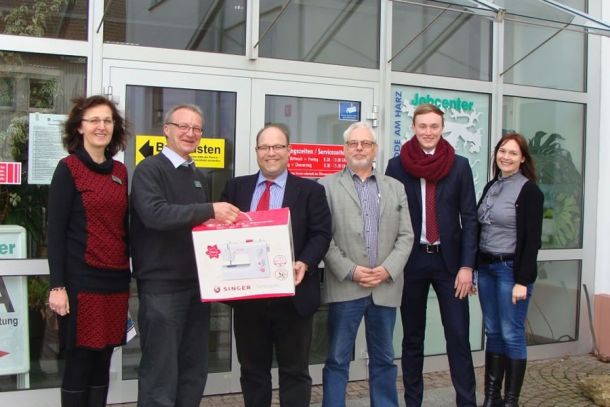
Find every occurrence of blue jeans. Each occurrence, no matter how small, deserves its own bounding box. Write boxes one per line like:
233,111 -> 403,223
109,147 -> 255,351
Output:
322,296 -> 398,407
478,260 -> 532,359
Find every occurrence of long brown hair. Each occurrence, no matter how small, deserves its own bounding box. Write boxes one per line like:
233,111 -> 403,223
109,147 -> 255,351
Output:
493,132 -> 537,182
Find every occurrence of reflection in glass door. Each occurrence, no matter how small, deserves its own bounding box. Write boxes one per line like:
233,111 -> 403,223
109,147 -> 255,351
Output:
121,85 -> 237,379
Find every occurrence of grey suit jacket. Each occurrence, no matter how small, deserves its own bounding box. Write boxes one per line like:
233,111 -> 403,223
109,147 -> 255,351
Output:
319,168 -> 414,307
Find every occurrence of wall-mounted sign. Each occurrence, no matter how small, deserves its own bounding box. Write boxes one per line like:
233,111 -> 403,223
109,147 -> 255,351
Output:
0,225 -> 29,375
338,101 -> 360,121
28,113 -> 68,185
0,162 -> 22,185
135,135 -> 226,169
288,143 -> 346,179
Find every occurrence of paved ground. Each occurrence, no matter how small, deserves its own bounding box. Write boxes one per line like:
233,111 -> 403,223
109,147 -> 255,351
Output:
116,353 -> 610,406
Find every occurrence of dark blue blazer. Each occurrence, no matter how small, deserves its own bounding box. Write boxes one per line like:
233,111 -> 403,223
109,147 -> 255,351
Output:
386,155 -> 478,275
220,171 -> 332,317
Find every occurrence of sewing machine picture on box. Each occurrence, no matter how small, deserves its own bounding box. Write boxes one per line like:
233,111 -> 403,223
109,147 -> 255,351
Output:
220,240 -> 271,280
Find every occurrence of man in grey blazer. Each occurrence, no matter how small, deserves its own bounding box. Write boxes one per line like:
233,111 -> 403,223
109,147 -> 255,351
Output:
319,121 -> 414,407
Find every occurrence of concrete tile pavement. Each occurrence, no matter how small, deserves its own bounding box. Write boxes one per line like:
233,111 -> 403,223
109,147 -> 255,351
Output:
115,353 -> 610,406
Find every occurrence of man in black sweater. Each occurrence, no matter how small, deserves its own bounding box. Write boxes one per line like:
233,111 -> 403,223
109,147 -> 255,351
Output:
130,104 -> 239,407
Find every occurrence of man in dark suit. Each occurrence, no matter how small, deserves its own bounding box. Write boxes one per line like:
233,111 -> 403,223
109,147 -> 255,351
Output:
220,123 -> 332,407
386,103 -> 478,407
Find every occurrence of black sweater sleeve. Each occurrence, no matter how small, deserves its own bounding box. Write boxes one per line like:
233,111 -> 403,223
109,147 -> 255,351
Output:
47,161 -> 76,288
515,181 -> 544,285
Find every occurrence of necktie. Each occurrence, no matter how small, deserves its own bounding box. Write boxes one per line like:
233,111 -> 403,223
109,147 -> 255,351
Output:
256,181 -> 273,211
425,180 -> 440,243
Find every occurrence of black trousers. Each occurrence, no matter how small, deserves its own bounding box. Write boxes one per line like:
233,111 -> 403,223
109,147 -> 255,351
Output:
137,287 -> 210,407
233,298 -> 313,407
401,250 -> 477,407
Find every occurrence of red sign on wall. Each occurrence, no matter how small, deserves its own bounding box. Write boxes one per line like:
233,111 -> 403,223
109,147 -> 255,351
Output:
288,143 -> 346,179
0,162 -> 22,185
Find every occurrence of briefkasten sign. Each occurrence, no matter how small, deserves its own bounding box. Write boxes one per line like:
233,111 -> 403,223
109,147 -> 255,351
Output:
192,208 -> 295,302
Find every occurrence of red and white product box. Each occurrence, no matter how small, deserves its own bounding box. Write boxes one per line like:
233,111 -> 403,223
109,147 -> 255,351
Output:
192,208 -> 295,302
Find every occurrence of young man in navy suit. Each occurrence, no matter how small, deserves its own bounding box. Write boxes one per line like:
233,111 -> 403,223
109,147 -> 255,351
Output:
220,123 -> 332,407
386,103 -> 478,406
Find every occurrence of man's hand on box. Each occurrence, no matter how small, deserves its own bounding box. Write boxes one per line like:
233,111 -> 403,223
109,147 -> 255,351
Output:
212,202 -> 240,224
294,261 -> 308,286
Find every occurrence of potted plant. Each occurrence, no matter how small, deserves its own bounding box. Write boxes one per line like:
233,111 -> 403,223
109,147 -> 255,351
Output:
528,131 -> 582,249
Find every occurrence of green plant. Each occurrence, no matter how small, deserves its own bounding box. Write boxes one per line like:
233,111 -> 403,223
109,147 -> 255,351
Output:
28,276 -> 50,319
3,0 -> 69,37
0,116 -> 48,246
528,131 -> 582,249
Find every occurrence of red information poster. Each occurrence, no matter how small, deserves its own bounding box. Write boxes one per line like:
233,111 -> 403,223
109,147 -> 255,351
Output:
288,143 -> 346,179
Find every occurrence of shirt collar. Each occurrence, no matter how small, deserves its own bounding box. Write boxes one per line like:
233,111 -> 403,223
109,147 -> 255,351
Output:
162,146 -> 193,168
347,166 -> 376,181
256,169 -> 288,188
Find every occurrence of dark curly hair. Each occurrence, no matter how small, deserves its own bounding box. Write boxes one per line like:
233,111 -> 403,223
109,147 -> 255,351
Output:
63,95 -> 128,156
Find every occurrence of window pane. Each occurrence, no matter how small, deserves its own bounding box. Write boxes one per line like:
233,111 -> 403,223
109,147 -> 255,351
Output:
391,1 -> 492,81
502,97 -> 584,249
502,0 -> 586,91
259,0 -> 380,69
503,21 -> 586,91
265,95 -> 357,145
0,0 -> 87,40
527,260 -> 580,345
0,51 -> 86,259
104,0 -> 246,55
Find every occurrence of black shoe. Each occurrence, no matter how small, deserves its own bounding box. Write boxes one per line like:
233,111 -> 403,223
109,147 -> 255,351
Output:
61,388 -> 88,407
504,358 -> 527,407
88,385 -> 108,407
482,352 -> 504,407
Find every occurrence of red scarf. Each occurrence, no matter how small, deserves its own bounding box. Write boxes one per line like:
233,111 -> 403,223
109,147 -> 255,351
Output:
399,136 -> 455,182
400,136 -> 455,243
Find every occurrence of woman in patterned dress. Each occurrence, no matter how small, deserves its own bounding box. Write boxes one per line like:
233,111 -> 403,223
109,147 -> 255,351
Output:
47,95 -> 130,407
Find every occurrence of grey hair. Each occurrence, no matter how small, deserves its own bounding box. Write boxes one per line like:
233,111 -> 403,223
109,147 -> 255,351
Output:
342,121 -> 377,143
163,104 -> 204,124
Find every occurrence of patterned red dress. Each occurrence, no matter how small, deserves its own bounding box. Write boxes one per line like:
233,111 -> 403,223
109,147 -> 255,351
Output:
47,148 -> 130,350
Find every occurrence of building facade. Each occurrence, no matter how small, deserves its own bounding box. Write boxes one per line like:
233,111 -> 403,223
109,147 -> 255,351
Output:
0,0 -> 608,405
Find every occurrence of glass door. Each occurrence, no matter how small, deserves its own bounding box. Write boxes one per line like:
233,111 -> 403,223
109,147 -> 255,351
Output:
104,66 -> 377,403
104,62 -> 251,404
251,79 -> 377,384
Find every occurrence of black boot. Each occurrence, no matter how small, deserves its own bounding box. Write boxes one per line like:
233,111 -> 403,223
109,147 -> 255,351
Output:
87,385 -> 108,407
61,388 -> 88,407
504,358 -> 527,407
482,352 -> 504,407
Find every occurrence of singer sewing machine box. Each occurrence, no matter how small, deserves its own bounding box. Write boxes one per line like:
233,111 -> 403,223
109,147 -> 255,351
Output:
192,208 -> 295,302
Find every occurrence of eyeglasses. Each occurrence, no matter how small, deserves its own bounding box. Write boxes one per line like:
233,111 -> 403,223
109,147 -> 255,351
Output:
256,144 -> 288,152
166,122 -> 203,136
345,140 -> 376,150
82,118 -> 114,126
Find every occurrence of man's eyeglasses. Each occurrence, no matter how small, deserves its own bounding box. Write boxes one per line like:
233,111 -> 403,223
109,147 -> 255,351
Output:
82,118 -> 114,127
255,144 -> 288,152
166,122 -> 203,136
345,140 -> 376,150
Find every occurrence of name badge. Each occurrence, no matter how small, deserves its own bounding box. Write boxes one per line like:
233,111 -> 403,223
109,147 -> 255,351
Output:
194,180 -> 202,189
111,175 -> 122,185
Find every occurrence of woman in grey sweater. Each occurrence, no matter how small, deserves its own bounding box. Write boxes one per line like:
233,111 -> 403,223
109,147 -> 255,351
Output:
477,132 -> 544,407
